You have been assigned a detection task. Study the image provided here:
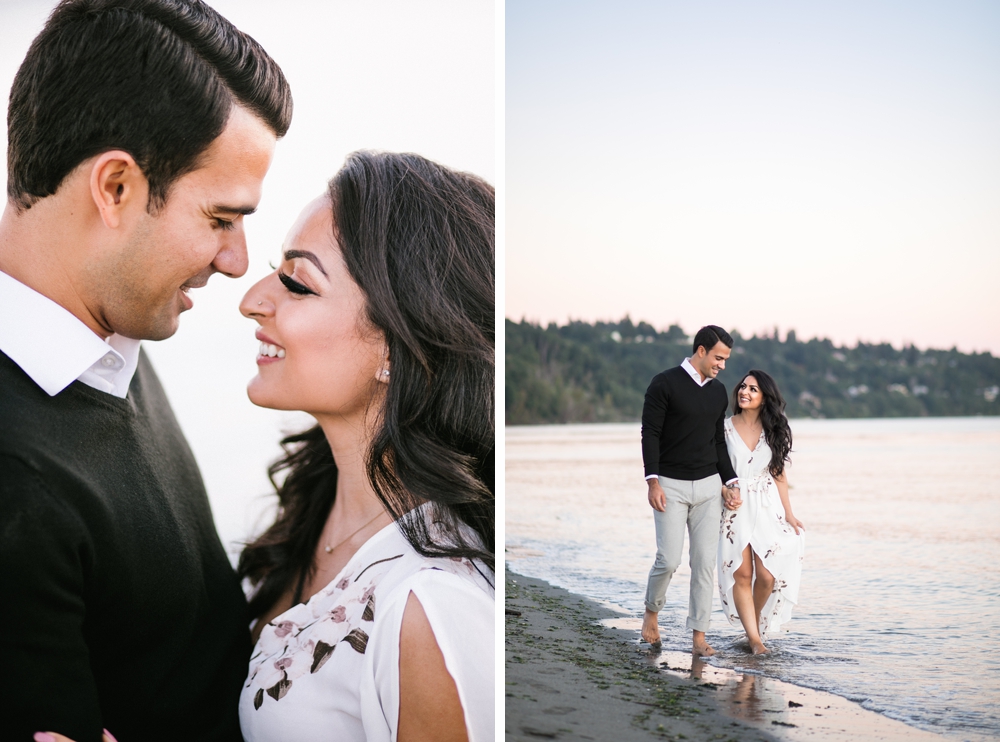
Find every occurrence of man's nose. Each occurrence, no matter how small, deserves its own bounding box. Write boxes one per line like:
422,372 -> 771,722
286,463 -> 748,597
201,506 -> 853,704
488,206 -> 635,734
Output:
213,223 -> 249,278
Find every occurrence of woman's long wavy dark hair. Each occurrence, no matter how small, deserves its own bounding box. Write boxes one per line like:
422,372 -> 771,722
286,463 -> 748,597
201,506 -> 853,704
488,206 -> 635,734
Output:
238,151 -> 494,620
730,369 -> 792,478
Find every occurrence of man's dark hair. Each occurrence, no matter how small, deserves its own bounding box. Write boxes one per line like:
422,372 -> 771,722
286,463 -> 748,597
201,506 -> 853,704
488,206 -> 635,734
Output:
692,325 -> 734,355
7,0 -> 293,211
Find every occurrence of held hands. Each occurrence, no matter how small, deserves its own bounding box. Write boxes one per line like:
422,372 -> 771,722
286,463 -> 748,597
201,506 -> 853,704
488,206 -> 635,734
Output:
722,485 -> 742,510
647,479 -> 666,512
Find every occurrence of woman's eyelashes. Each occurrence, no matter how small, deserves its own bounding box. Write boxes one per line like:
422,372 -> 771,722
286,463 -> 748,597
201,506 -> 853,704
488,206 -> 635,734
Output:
278,271 -> 317,296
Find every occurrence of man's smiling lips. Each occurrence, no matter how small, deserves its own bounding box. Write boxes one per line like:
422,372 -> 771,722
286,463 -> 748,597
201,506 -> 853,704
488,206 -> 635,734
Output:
179,277 -> 210,310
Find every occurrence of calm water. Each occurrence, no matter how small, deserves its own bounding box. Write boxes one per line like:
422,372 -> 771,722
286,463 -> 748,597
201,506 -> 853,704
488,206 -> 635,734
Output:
505,417 -> 1000,742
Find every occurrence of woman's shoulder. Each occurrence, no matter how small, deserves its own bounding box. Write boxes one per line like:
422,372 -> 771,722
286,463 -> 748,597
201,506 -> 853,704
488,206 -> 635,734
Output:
365,553 -> 494,676
376,547 -> 494,613
347,513 -> 488,591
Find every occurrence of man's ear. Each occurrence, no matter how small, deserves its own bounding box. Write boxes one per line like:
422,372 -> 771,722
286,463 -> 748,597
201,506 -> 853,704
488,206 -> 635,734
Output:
89,151 -> 146,229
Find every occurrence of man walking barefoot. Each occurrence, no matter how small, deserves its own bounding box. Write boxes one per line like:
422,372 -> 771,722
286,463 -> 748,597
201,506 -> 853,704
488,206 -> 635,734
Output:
639,325 -> 741,656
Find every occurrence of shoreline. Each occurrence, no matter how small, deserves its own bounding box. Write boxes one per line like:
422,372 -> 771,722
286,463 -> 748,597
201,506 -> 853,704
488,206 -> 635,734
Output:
505,571 -> 944,741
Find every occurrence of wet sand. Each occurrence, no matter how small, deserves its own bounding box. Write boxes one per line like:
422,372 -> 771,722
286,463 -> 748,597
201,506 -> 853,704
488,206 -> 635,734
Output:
505,572 -> 944,741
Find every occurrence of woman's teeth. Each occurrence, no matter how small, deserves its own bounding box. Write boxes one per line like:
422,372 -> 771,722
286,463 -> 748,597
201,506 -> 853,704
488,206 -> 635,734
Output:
259,342 -> 285,359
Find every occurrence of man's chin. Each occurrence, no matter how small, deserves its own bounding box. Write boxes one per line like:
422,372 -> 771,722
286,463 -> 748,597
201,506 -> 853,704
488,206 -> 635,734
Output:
111,312 -> 181,342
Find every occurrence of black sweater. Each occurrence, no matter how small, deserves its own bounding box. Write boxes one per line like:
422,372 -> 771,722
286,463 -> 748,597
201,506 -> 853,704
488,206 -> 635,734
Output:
0,350 -> 249,742
640,366 -> 738,483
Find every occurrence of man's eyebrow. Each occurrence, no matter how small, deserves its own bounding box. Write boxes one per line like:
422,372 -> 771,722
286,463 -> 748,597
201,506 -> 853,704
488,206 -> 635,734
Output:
212,204 -> 257,216
284,249 -> 328,276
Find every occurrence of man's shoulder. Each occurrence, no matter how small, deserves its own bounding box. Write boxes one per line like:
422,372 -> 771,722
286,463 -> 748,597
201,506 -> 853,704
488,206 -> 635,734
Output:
649,365 -> 685,385
0,351 -> 52,441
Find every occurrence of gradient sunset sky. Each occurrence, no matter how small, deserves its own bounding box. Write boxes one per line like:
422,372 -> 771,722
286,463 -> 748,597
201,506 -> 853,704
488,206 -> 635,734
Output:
507,1 -> 999,354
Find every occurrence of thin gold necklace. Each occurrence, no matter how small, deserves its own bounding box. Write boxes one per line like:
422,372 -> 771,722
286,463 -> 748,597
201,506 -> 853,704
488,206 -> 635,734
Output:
323,511 -> 386,554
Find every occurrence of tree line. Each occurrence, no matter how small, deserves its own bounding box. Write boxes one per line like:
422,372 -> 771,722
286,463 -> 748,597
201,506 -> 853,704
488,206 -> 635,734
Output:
506,317 -> 1000,424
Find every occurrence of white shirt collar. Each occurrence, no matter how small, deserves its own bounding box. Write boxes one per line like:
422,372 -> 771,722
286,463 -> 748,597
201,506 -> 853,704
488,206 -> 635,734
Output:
0,270 -> 140,398
681,357 -> 712,387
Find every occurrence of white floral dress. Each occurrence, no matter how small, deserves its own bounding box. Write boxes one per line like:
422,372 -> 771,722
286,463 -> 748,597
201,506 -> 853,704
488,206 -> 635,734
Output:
238,508 -> 494,742
718,417 -> 804,636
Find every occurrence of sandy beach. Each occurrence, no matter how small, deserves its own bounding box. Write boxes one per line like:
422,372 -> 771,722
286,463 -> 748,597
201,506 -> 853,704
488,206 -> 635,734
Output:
505,572 -> 945,742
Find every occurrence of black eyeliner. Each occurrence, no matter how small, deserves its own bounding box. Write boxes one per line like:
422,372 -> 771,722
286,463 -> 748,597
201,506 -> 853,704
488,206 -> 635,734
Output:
278,271 -> 316,296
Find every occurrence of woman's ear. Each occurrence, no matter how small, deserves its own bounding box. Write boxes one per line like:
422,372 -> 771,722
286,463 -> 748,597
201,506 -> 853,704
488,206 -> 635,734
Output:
89,151 -> 146,229
375,346 -> 390,384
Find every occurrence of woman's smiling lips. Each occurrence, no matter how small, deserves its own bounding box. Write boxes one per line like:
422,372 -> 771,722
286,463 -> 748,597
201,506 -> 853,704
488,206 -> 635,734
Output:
255,330 -> 286,363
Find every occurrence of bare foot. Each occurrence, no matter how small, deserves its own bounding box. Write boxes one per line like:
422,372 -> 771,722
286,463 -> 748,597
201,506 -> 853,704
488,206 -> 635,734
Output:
692,639 -> 715,656
692,630 -> 715,656
641,610 -> 661,646
750,640 -> 770,655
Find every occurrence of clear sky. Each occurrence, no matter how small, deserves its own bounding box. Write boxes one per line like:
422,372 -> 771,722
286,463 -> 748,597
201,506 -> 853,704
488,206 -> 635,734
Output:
506,0 -> 999,354
0,0 -> 494,550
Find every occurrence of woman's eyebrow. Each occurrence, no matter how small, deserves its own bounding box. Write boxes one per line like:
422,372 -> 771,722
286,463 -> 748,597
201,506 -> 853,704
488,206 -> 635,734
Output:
284,249 -> 328,276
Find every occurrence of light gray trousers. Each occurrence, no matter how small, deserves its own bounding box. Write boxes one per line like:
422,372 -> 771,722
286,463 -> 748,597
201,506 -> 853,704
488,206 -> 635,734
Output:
644,474 -> 722,632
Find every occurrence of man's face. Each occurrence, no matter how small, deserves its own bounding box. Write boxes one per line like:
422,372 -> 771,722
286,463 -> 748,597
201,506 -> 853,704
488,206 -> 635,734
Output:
92,105 -> 276,340
692,341 -> 731,379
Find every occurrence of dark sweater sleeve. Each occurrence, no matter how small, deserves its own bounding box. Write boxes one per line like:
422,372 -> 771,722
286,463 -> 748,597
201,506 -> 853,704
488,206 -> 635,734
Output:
0,456 -> 104,742
714,405 -> 738,484
641,375 -> 669,477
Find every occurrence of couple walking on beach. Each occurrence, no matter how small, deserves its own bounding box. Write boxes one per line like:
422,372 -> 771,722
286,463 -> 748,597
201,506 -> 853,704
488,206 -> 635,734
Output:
640,326 -> 805,656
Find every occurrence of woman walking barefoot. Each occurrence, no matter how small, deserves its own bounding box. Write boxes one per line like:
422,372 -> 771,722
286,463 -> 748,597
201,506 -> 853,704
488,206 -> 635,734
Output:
718,370 -> 804,654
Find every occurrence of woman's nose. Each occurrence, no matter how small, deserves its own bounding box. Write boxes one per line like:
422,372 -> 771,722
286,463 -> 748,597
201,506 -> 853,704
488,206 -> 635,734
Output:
239,274 -> 274,319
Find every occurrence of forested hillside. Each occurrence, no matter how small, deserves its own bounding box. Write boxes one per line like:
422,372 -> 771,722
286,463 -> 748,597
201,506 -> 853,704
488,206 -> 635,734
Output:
506,318 -> 1000,424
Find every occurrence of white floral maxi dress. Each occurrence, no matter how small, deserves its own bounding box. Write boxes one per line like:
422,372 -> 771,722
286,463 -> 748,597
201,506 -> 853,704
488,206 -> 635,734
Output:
718,417 -> 804,637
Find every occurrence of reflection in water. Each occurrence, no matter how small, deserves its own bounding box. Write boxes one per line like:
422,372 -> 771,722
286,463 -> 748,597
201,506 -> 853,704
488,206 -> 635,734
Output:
727,672 -> 786,723
604,617 -> 945,740
652,647 -> 803,726
608,616 -> 798,725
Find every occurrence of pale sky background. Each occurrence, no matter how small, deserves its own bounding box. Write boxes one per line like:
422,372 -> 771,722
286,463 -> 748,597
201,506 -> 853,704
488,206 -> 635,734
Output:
0,0 -> 495,552
506,1 -> 999,355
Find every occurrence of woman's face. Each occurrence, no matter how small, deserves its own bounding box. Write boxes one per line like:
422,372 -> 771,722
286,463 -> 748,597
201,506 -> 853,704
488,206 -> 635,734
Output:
737,375 -> 764,412
239,194 -> 386,419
